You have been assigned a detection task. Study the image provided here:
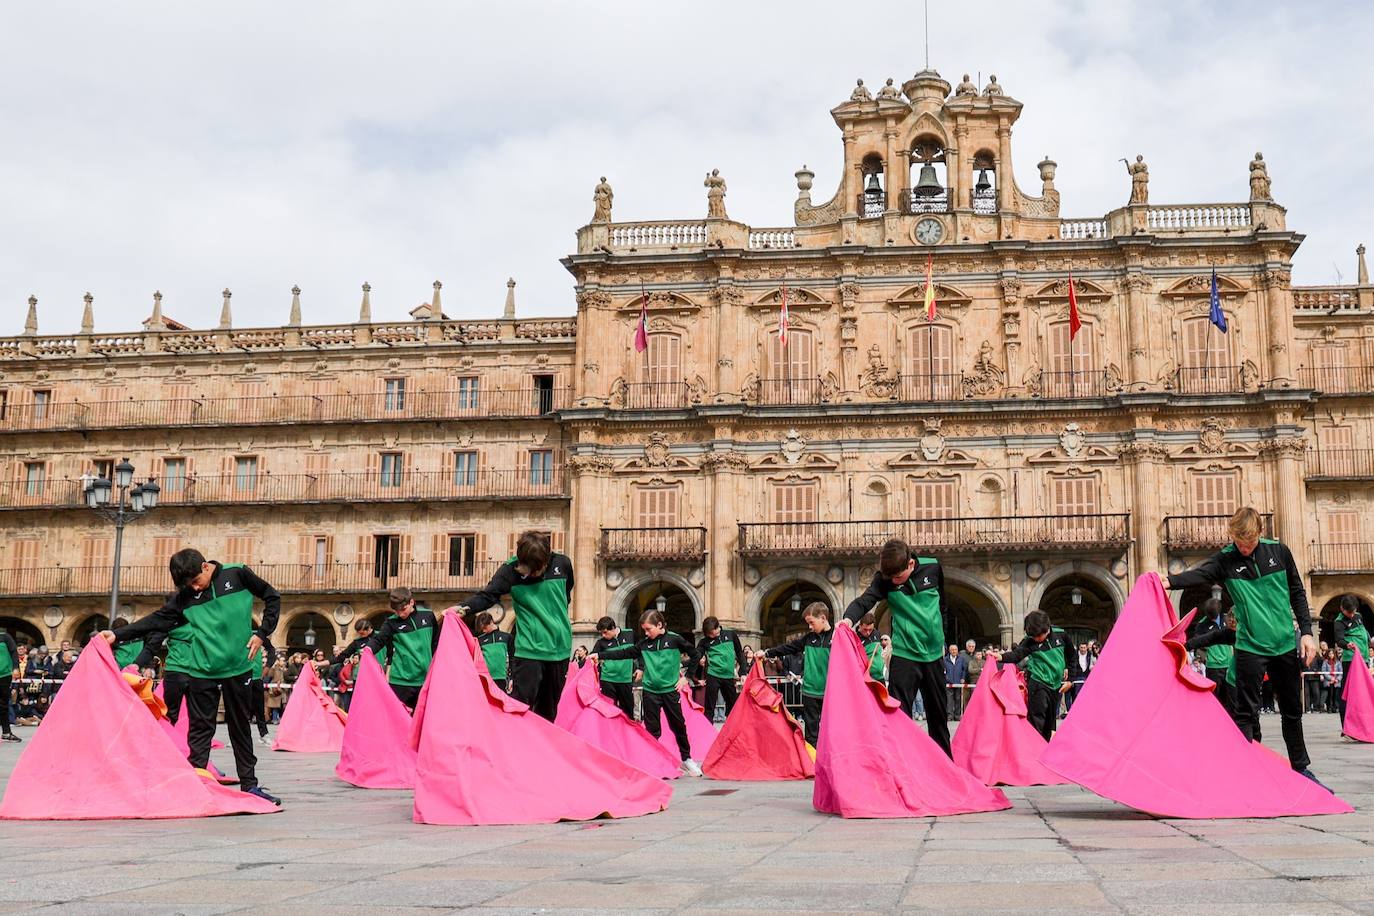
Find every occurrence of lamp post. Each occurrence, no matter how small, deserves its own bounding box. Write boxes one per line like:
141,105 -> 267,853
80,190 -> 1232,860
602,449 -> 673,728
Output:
84,457 -> 160,627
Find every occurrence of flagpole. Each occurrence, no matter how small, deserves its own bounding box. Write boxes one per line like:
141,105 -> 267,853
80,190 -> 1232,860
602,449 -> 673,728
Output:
1068,262 -> 1076,400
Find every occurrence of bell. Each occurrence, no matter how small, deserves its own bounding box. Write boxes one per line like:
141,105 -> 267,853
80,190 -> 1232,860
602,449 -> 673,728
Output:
864,172 -> 883,196
913,162 -> 943,197
975,168 -> 992,194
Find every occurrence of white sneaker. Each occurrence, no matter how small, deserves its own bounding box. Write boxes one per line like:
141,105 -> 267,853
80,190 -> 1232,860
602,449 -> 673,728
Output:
681,758 -> 703,777
258,735 -> 272,747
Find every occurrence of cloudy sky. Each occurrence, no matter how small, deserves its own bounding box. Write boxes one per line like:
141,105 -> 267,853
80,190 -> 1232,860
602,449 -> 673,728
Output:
2,1 -> 1371,335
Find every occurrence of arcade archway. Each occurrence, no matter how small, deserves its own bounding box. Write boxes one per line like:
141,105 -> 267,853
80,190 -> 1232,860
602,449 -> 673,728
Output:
758,578 -> 833,649
1036,574 -> 1119,647
284,611 -> 336,654
623,582 -> 697,643
0,616 -> 44,649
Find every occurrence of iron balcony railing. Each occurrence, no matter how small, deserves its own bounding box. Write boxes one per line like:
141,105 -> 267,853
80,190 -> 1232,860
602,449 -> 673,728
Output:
0,468 -> 568,510
754,377 -> 826,406
857,194 -> 886,218
1299,366 -> 1374,395
1028,369 -> 1112,399
1173,365 -> 1244,395
599,527 -> 708,563
1310,542 -> 1374,575
0,387 -> 570,433
1163,513 -> 1274,552
618,382 -> 692,410
737,513 -> 1131,559
1306,449 -> 1374,480
897,373 -> 963,402
0,561 -> 506,598
902,189 -> 950,214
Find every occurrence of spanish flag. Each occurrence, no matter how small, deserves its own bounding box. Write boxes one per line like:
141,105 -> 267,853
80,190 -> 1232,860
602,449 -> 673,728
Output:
922,253 -> 936,321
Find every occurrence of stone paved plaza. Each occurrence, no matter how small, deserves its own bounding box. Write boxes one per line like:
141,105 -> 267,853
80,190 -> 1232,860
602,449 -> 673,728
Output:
1,716 -> 1373,915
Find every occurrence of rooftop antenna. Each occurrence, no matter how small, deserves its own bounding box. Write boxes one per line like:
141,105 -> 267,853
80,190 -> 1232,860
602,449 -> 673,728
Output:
924,0 -> 930,69
1333,262 -> 1344,284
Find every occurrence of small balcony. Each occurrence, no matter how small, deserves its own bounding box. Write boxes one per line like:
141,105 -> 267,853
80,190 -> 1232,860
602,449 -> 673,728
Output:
737,514 -> 1131,559
1306,449 -> 1374,481
0,561 -> 506,598
617,382 -> 692,411
1163,513 -> 1274,552
896,373 -> 963,402
753,377 -> 826,406
902,189 -> 950,214
1310,543 -> 1374,575
600,527 -> 707,563
1298,366 -> 1374,395
1027,369 -> 1114,399
1173,365 -> 1245,395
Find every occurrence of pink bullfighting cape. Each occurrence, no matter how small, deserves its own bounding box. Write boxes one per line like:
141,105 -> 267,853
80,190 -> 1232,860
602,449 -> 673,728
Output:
554,661 -> 682,779
952,663 -> 1070,787
813,626 -> 1012,818
1342,653 -> 1374,743
1041,573 -> 1352,818
272,661 -> 347,753
702,659 -> 815,780
336,648 -> 417,788
0,639 -> 278,820
411,615 -> 672,825
658,682 -> 719,761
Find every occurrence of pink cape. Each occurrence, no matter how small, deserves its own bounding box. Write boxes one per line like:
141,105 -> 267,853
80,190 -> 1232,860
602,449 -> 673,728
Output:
336,649 -> 417,788
1041,573 -> 1352,818
657,683 -> 718,761
703,660 -> 815,780
952,663 -> 1070,787
1342,654 -> 1374,743
411,617 -> 672,825
554,662 -> 681,779
272,662 -> 347,753
813,627 -> 1011,818
0,640 -> 278,820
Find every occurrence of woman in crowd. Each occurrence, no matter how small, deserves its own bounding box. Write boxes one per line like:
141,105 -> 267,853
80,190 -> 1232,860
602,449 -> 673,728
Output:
265,656 -> 287,723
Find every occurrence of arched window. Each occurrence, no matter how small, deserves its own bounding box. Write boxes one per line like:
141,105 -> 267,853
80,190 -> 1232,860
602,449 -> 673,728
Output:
903,324 -> 955,400
971,151 -> 997,213
860,153 -> 886,218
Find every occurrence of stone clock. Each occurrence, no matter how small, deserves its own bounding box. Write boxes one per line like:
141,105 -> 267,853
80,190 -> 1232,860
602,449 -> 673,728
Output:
914,217 -> 944,245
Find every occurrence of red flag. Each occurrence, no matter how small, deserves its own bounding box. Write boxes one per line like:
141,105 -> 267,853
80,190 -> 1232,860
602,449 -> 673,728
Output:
1067,272 -> 1082,340
922,253 -> 936,321
778,284 -> 789,348
633,287 -> 648,353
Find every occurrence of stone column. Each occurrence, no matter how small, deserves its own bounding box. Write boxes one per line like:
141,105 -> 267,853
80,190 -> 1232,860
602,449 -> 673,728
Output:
566,455 -> 611,631
1261,268 -> 1295,387
1270,437 -> 1310,578
842,131 -> 858,217
1125,443 -> 1167,574
704,450 -> 747,630
884,126 -> 900,211
1123,273 -> 1153,389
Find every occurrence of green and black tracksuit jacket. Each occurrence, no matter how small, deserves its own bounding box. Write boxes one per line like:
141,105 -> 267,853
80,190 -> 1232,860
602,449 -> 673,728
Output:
844,559 -> 946,663
114,562 -> 281,681
1189,614 -> 1235,673
478,629 -> 514,681
364,609 -> 440,688
330,634 -> 387,682
0,633 -> 18,676
696,630 -> 745,680
859,629 -> 886,679
1170,539 -> 1312,656
764,630 -> 834,698
465,553 -> 574,662
1335,613 -> 1370,666
598,632 -> 699,694
114,630 -> 165,670
592,632 -> 637,684
999,627 -> 1080,690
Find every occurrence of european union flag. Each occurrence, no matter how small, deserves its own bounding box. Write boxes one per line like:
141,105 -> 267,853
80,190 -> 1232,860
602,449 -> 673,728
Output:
1208,268 -> 1228,333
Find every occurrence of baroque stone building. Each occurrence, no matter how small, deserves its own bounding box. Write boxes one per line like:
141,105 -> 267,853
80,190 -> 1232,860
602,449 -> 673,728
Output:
2,68 -> 1372,653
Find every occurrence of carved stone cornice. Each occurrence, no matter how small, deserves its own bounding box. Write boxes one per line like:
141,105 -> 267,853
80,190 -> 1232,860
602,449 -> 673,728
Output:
576,289 -> 612,310
567,454 -> 614,475
1258,436 -> 1308,458
700,450 -> 750,472
1118,441 -> 1170,462
1258,268 -> 1292,290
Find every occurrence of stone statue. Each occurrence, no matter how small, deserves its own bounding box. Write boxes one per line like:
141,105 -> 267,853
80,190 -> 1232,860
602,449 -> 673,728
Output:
1124,154 -> 1149,205
705,169 -> 728,219
592,176 -> 613,222
983,74 -> 1003,96
876,78 -> 902,100
975,340 -> 995,374
955,73 -> 978,97
850,79 -> 872,101
1248,152 -> 1272,201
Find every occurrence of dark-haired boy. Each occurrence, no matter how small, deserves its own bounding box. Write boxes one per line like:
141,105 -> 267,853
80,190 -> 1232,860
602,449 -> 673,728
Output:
990,610 -> 1079,741
459,530 -> 574,722
363,587 -> 440,710
104,547 -> 282,806
1334,595 -> 1369,732
696,616 -> 745,720
761,602 -> 832,748
841,537 -> 952,756
476,612 -> 514,690
592,616 -> 636,718
857,612 -> 886,683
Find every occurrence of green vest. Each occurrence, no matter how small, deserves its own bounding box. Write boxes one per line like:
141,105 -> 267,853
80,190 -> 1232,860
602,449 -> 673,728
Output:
1341,617 -> 1369,664
705,634 -> 739,679
802,642 -> 832,698
386,613 -> 435,687
1025,628 -> 1069,689
597,633 -> 634,683
114,640 -> 145,669
479,635 -> 509,681
885,558 -> 945,663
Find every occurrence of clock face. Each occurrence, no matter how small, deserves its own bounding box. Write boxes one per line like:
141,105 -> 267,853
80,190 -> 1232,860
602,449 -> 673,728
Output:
915,218 -> 944,245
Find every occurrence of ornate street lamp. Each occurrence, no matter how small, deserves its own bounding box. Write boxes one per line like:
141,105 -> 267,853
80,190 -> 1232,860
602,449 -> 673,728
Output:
84,458 -> 159,627
304,620 -> 318,647
654,593 -> 667,615
1070,587 -> 1084,607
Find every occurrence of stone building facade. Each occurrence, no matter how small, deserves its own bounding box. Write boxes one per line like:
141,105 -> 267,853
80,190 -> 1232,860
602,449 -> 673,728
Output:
2,68 -> 1372,654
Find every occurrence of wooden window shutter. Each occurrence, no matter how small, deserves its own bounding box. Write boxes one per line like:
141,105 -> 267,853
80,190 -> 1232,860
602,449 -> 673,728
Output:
399,534 -> 413,567
551,531 -> 566,553
221,455 -> 233,477
431,533 -> 446,565
357,535 -> 371,565
507,532 -> 517,557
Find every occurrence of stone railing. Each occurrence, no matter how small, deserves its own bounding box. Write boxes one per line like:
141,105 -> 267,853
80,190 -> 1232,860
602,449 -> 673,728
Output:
0,317 -> 576,360
608,221 -> 708,249
1146,204 -> 1251,231
1293,286 -> 1360,311
748,229 -> 796,249
1059,219 -> 1108,240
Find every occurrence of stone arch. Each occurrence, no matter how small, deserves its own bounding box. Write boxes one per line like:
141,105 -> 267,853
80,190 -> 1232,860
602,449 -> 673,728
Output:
605,569 -> 704,634
276,607 -> 339,654
1026,561 -> 1126,614
944,567 -> 1012,634
0,615 -> 45,648
1026,561 -> 1126,644
744,566 -> 842,637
